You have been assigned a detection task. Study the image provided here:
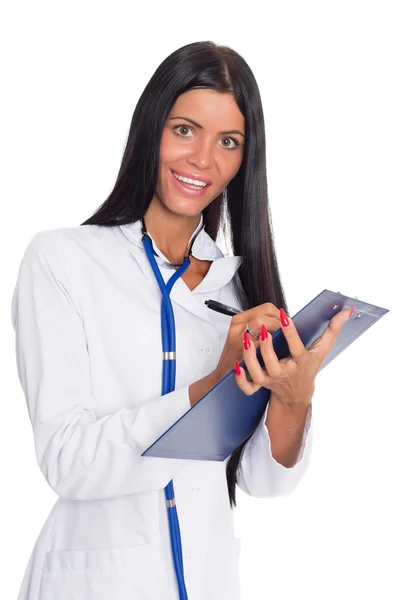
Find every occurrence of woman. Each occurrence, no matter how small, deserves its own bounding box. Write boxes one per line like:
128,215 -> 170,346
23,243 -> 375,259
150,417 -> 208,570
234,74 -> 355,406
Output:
11,41 -> 352,600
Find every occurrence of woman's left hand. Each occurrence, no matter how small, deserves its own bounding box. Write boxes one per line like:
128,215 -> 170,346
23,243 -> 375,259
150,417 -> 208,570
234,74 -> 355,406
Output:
235,305 -> 356,409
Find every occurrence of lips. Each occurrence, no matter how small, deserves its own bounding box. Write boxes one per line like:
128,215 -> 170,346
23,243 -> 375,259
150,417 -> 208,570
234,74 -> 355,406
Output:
171,169 -> 212,186
169,168 -> 211,197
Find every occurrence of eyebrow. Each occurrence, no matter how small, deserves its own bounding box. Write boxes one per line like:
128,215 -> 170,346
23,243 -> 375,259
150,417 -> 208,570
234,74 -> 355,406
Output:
169,116 -> 245,138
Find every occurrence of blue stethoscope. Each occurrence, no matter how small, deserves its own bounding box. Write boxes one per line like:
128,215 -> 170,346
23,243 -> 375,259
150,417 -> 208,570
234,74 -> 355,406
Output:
141,217 -> 204,600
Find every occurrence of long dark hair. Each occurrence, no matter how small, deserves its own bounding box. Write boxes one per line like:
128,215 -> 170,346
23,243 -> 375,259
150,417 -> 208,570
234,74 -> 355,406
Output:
80,41 -> 288,508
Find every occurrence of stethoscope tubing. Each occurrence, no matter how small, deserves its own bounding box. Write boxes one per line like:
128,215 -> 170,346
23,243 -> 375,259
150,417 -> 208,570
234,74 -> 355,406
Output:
142,231 -> 192,599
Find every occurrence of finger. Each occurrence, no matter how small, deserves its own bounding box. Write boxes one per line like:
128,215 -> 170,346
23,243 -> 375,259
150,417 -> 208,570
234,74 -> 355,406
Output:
243,331 -> 267,386
309,305 -> 355,361
232,303 -> 281,330
247,327 -> 260,342
238,315 -> 281,341
248,315 -> 281,336
279,308 -> 306,358
259,325 -> 281,377
247,309 -> 281,332
234,361 -> 262,395
251,302 -> 281,321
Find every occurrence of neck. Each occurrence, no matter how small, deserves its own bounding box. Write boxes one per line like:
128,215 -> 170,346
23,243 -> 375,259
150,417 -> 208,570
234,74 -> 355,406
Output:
143,198 -> 201,264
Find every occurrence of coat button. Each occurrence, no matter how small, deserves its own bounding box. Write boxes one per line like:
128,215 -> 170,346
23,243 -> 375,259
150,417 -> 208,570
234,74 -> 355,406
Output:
201,347 -> 212,355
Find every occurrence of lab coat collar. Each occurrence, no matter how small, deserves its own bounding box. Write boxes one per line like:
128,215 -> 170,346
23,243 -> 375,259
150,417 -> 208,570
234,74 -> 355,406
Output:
119,214 -> 243,323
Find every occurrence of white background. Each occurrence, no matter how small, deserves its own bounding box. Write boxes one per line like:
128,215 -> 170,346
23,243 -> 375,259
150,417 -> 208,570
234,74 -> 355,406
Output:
1,1 -> 398,598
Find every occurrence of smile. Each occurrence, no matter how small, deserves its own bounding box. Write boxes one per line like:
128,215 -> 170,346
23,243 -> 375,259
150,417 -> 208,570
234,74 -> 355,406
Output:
169,169 -> 211,197
172,171 -> 209,187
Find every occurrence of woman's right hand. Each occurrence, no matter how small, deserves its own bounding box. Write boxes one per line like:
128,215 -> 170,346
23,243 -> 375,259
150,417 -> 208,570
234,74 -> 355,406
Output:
213,302 -> 282,381
189,302 -> 283,407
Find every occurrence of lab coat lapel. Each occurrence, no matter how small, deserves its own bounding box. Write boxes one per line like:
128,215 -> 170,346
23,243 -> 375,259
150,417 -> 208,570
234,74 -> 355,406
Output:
128,245 -> 242,323
120,218 -> 243,324
127,244 -> 210,323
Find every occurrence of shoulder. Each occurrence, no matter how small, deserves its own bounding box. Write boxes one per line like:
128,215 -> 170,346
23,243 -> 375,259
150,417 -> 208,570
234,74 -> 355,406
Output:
21,224 -> 120,266
24,224 -> 103,253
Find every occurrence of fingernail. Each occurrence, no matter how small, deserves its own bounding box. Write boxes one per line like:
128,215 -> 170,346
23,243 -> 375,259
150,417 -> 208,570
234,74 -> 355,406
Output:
235,360 -> 241,376
280,308 -> 290,328
261,324 -> 268,341
348,305 -> 355,319
243,331 -> 251,350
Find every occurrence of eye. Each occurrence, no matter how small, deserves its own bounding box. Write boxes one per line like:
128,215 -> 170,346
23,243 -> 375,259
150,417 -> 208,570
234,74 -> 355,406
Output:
172,125 -> 241,151
220,136 -> 240,151
173,125 -> 194,138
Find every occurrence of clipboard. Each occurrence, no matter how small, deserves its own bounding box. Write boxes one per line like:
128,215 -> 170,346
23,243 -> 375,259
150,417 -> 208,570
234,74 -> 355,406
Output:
141,290 -> 389,462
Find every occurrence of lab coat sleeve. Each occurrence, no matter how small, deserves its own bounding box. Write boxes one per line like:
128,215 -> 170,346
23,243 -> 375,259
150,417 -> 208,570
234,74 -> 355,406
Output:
11,232 -> 193,501
236,398 -> 313,497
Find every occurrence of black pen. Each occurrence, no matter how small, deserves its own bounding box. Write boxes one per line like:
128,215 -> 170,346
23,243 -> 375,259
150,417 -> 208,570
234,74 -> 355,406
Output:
204,299 -> 242,317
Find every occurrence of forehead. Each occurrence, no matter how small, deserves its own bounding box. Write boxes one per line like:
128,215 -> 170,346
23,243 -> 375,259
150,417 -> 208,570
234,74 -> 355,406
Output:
169,88 -> 245,131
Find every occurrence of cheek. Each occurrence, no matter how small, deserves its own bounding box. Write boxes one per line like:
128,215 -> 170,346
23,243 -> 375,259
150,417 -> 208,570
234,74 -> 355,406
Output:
159,130 -> 188,164
158,131 -> 171,164
224,152 -> 243,182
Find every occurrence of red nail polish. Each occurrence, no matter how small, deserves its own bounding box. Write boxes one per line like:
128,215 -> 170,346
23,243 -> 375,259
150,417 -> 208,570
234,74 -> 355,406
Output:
280,308 -> 290,327
235,360 -> 241,376
261,324 -> 268,341
244,331 -> 251,350
348,305 -> 355,319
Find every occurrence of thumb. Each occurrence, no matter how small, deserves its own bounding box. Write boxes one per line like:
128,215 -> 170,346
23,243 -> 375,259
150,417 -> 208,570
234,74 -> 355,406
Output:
310,305 -> 355,358
330,305 -> 355,332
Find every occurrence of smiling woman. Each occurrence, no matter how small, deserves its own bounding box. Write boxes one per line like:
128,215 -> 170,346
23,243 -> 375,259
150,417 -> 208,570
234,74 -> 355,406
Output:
155,89 -> 245,214
11,41 -> 310,600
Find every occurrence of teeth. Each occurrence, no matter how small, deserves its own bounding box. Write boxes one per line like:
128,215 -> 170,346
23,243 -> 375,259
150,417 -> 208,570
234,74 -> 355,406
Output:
173,171 -> 208,187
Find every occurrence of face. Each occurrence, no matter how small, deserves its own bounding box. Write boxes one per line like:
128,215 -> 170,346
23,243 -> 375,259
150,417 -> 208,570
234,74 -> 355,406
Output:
155,88 -> 245,218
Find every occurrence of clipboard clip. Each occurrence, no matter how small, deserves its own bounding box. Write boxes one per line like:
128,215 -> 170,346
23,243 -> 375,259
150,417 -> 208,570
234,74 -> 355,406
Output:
335,293 -> 361,318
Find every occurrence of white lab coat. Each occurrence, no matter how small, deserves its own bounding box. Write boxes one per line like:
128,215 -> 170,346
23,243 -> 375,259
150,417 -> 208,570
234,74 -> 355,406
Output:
11,213 -> 313,600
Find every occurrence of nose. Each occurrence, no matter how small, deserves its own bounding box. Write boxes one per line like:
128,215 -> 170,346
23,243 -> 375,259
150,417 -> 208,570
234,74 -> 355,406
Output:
187,137 -> 214,170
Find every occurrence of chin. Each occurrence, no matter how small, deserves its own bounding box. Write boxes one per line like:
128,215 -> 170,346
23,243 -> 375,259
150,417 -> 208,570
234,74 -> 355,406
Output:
163,198 -> 208,218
